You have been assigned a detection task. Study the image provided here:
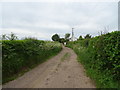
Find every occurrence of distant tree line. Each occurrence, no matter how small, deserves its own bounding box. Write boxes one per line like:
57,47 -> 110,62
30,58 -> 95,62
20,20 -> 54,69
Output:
1,32 -> 92,43
1,32 -> 18,40
52,33 -> 92,45
51,33 -> 70,45
77,34 -> 91,40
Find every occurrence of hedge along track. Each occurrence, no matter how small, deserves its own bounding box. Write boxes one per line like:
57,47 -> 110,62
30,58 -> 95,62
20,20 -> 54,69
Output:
3,46 -> 96,88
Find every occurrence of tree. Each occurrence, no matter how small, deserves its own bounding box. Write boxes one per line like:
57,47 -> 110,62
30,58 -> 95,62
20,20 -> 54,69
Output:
78,35 -> 83,40
65,33 -> 70,39
7,32 -> 18,40
2,33 -> 18,40
51,34 -> 60,42
84,34 -> 91,39
64,33 -> 70,44
59,38 -> 65,44
2,34 -> 7,40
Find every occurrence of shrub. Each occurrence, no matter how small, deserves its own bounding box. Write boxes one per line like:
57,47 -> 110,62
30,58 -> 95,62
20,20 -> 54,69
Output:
2,39 -> 62,83
67,31 -> 120,88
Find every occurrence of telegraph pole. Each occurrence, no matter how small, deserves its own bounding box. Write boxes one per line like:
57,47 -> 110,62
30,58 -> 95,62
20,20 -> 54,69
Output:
71,28 -> 74,41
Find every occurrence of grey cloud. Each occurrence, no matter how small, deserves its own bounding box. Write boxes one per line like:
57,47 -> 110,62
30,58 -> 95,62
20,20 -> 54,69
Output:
1,2 -> 118,40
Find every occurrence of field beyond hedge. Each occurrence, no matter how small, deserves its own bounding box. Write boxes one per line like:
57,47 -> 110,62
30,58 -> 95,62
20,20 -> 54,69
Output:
2,39 -> 62,84
67,31 -> 120,88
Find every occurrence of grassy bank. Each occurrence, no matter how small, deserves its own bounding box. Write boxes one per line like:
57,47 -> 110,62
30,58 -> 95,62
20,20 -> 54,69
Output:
67,31 -> 120,88
2,39 -> 62,84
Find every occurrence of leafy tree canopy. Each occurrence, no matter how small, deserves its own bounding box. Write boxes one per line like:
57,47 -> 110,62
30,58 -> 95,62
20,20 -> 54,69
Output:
65,33 -> 70,39
52,34 -> 60,42
84,34 -> 91,39
78,35 -> 83,40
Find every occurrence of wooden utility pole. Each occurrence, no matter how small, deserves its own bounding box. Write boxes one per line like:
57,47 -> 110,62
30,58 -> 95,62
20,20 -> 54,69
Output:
71,28 -> 74,41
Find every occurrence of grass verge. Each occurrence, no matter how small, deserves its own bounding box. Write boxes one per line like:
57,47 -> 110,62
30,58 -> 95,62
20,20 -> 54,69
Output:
73,46 -> 120,88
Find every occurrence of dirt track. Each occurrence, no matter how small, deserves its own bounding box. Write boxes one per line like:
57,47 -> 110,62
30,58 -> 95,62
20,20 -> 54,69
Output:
3,46 -> 96,88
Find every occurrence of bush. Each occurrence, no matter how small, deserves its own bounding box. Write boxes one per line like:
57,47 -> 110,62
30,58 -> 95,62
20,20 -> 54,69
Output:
67,31 -> 120,88
2,39 -> 62,83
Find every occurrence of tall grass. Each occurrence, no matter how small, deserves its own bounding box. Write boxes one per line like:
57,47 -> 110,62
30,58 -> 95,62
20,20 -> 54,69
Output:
67,31 -> 120,88
2,39 -> 62,84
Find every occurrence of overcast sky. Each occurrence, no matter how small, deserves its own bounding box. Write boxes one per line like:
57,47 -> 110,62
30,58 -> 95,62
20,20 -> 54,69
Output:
1,1 -> 118,40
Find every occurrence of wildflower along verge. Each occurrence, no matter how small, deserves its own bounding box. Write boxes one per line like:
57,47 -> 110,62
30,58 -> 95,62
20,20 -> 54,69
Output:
67,31 -> 120,88
2,39 -> 62,84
